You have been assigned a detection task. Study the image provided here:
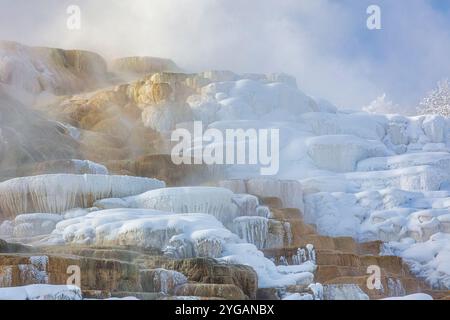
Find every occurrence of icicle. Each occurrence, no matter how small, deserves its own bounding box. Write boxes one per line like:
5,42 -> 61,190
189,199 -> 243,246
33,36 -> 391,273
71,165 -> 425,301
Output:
0,174 -> 165,218
308,283 -> 324,300
18,256 -> 49,285
283,222 -> 293,247
306,244 -> 316,264
292,248 -> 307,265
232,216 -> 269,249
388,278 -> 406,297
279,256 -> 288,266
291,245 -> 316,265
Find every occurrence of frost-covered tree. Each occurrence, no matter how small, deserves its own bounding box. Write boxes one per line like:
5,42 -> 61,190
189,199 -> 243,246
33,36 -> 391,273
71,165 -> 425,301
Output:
363,94 -> 401,114
417,79 -> 450,117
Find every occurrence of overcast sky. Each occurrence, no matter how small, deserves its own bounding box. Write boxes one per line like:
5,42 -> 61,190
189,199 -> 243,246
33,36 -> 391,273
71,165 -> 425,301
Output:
0,0 -> 449,110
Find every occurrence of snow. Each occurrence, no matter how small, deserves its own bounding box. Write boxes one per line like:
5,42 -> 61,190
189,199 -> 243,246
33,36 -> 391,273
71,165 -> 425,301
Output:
0,285 -> 82,300
304,188 -> 450,240
189,79 -> 317,125
422,115 -> 447,143
41,208 -> 315,289
50,209 -> 237,256
282,292 -> 314,300
306,135 -> 391,172
3,67 -> 450,295
0,213 -> 63,239
297,112 -> 387,141
357,152 -> 450,172
303,185 -> 450,288
0,174 -> 165,218
220,243 -> 315,288
70,160 -> 109,175
417,79 -> 450,118
95,187 -> 275,230
96,187 -> 240,226
345,165 -> 447,191
382,293 -> 433,300
386,233 -> 450,289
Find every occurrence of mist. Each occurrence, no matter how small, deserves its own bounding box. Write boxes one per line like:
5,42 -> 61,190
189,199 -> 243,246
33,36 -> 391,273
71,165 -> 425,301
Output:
0,0 -> 449,109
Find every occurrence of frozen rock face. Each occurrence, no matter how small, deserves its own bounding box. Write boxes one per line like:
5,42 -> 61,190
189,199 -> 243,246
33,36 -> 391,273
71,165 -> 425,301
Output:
0,41 -> 107,95
51,209 -> 238,258
231,194 -> 262,217
298,112 -> 387,141
0,174 -> 165,219
423,115 -> 447,143
110,57 -> 180,76
233,217 -> 269,249
307,135 -> 391,172
43,208 -> 314,289
219,179 -> 304,212
384,116 -> 410,153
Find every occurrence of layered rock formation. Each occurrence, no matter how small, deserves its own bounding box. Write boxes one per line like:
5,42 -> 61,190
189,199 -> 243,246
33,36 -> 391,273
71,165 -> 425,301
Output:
0,41 -> 108,95
1,42 -> 449,300
0,242 -> 258,300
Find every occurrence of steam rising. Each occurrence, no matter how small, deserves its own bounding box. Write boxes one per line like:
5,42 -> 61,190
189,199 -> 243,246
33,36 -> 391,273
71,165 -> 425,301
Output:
0,0 -> 449,108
